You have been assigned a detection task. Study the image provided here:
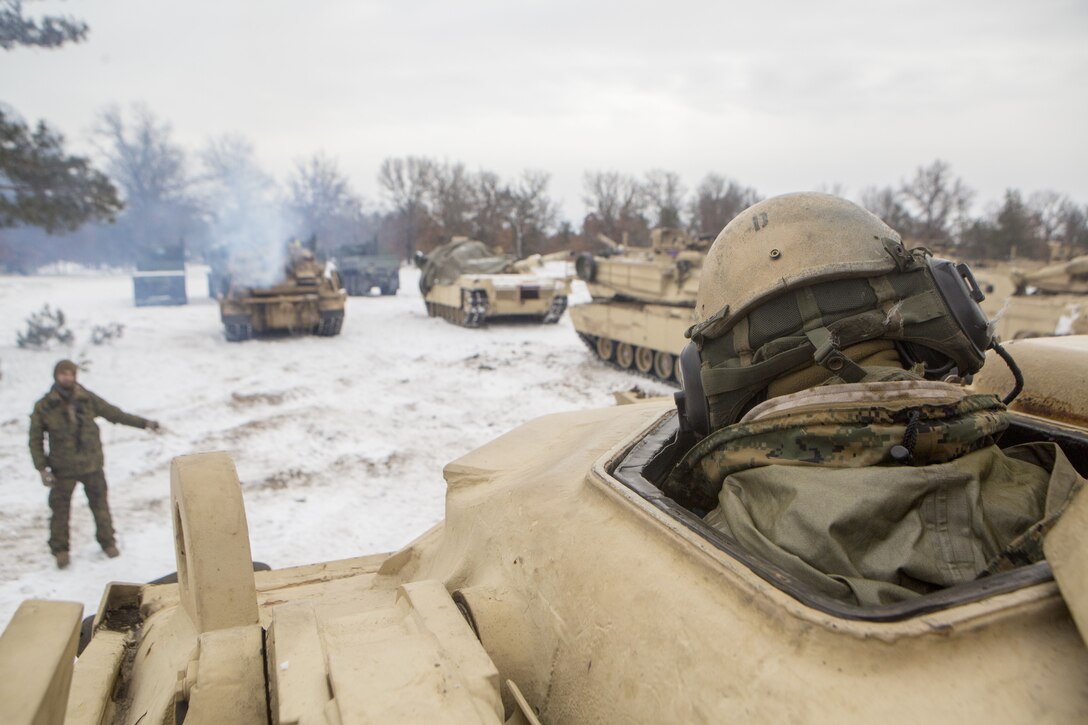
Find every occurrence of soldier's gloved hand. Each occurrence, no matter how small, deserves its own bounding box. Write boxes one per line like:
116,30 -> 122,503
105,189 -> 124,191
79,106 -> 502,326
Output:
39,469 -> 56,487
145,420 -> 161,433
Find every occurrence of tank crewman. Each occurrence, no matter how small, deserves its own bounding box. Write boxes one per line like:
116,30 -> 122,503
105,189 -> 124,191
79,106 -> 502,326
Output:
28,360 -> 160,569
665,193 -> 1086,606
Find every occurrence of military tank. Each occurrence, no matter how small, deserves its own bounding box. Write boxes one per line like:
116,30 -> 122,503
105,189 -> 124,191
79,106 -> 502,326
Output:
219,241 -> 346,341
994,255 -> 1088,340
2,335 -> 1087,724
569,228 -> 710,382
335,241 -> 400,296
414,237 -> 570,327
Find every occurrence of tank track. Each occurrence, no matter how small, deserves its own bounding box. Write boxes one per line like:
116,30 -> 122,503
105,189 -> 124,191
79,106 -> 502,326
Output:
543,295 -> 568,323
316,311 -> 344,336
427,289 -> 490,328
576,332 -> 679,386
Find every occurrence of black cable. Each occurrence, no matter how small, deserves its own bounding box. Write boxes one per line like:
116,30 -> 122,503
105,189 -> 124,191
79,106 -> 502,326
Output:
991,342 -> 1024,405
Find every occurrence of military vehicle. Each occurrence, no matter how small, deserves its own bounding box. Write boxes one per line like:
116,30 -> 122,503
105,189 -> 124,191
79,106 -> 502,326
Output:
2,334 -> 1087,723
569,228 -> 710,382
219,242 -> 346,341
205,246 -> 231,300
414,237 -> 570,327
132,243 -> 187,307
994,256 -> 1088,340
335,241 -> 400,296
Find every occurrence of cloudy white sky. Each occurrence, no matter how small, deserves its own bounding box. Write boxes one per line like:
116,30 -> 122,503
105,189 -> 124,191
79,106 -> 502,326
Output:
5,0 -> 1087,220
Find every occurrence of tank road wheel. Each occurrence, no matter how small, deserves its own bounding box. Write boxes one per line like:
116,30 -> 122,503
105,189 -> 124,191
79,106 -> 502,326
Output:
653,351 -> 675,381
635,346 -> 655,374
595,336 -> 614,362
616,342 -> 635,369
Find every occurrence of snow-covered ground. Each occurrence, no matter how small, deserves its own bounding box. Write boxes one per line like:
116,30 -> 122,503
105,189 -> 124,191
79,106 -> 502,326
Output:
0,265 -> 670,625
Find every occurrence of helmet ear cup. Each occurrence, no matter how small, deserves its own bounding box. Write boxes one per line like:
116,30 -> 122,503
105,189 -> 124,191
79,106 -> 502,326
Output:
675,342 -> 711,438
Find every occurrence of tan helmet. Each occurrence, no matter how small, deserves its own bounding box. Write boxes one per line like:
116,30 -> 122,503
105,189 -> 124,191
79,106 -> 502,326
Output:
676,192 -> 995,437
696,192 -> 903,328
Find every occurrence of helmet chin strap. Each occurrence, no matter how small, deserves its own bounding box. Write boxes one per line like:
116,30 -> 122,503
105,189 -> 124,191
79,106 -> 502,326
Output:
804,328 -> 867,383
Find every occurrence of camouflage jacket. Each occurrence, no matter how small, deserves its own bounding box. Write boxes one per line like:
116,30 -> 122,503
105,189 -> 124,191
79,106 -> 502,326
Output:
29,384 -> 150,477
664,380 -> 1086,605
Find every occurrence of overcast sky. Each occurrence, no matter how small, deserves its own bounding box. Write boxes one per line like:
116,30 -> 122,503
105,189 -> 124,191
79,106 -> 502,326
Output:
5,0 -> 1087,221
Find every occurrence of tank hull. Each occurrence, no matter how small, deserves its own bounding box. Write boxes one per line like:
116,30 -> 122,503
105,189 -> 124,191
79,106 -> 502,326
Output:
219,270 -> 346,341
996,294 -> 1086,340
569,300 -> 693,382
424,275 -> 569,328
571,230 -> 707,382
16,387 -> 1088,724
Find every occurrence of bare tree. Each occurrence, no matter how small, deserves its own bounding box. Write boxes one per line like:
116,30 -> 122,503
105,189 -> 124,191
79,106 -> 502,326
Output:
1028,190 -> 1069,242
898,160 -> 973,245
859,185 -> 913,233
94,103 -> 202,256
286,152 -> 365,252
195,134 -> 283,259
688,174 -> 760,236
378,156 -> 433,257
1057,201 -> 1088,252
471,170 -> 512,247
644,170 -> 686,229
507,170 -> 558,257
816,181 -> 848,198
428,161 -> 475,239
582,171 -> 647,244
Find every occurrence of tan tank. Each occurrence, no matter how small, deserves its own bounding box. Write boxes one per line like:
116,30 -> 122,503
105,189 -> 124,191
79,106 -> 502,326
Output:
414,237 -> 570,327
2,336 -> 1087,724
569,228 -> 710,382
219,242 -> 347,341
993,256 -> 1088,340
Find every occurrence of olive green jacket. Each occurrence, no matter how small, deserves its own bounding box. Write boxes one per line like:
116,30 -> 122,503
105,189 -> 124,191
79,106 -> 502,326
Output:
29,384 -> 150,478
666,380 -> 1086,606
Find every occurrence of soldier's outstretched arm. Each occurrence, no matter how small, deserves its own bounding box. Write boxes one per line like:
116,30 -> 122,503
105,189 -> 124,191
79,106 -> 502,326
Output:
87,391 -> 151,429
28,405 -> 48,472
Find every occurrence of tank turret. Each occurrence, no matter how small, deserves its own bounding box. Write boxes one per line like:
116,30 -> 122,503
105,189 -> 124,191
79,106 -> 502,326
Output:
569,228 -> 711,381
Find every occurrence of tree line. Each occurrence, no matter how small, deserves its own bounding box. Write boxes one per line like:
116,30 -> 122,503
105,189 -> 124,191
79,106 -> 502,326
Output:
2,3 -> 1086,271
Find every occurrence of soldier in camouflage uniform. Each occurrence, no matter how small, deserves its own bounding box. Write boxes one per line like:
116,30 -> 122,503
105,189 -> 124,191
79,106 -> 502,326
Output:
29,360 -> 160,569
665,193 -> 1086,606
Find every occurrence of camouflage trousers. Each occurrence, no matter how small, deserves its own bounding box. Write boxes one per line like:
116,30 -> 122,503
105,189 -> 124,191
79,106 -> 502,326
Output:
48,470 -> 115,554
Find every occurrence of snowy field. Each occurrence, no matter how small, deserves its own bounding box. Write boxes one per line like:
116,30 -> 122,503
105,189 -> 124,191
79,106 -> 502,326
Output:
0,265 -> 670,625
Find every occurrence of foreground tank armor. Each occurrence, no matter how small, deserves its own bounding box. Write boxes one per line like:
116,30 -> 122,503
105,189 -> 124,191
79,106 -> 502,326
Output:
219,242 -> 347,341
414,238 -> 570,328
569,228 -> 710,382
2,337 -> 1087,723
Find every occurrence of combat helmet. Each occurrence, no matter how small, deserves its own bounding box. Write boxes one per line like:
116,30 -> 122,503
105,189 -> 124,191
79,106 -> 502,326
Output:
676,192 -> 999,437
